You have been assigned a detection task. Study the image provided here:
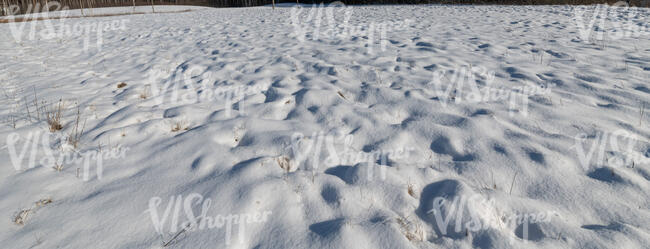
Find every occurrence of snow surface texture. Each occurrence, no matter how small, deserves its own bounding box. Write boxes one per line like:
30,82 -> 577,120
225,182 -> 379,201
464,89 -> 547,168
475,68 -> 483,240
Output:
1,4 -> 649,249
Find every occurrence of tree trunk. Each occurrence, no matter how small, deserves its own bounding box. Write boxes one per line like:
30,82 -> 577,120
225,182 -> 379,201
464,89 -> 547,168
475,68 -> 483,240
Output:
89,0 -> 94,15
1,0 -> 6,16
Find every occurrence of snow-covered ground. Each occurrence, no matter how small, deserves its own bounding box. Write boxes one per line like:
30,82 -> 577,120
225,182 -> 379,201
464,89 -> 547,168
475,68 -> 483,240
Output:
1,4 -> 649,249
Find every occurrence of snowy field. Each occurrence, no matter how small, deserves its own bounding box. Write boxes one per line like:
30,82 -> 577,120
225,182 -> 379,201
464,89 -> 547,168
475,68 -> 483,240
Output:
1,3 -> 649,249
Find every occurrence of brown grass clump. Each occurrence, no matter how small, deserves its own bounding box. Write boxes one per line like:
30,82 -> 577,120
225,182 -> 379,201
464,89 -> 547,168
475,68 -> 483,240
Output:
46,100 -> 64,132
35,198 -> 52,207
67,107 -> 86,148
13,198 -> 52,226
13,209 -> 30,225
139,85 -> 151,99
171,120 -> 189,132
53,163 -> 64,171
407,182 -> 417,198
276,156 -> 292,173
337,91 -> 347,100
396,216 -> 425,241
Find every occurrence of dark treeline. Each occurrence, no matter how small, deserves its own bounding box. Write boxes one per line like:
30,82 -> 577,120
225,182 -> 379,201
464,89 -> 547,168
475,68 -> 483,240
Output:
2,0 -> 647,16
1,0 -> 211,15
207,0 -> 647,7
1,0 -> 219,15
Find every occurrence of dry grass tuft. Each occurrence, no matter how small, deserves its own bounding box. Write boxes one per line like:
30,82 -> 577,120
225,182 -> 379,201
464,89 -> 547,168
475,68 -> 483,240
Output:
276,156 -> 292,174
35,198 -> 52,207
46,99 -> 64,132
396,216 -> 425,242
407,182 -> 418,198
67,107 -> 86,148
13,198 -> 52,226
13,209 -> 30,225
337,91 -> 347,100
509,172 -> 518,195
53,163 -> 64,171
171,120 -> 189,132
640,103 -> 646,126
140,85 -> 150,99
